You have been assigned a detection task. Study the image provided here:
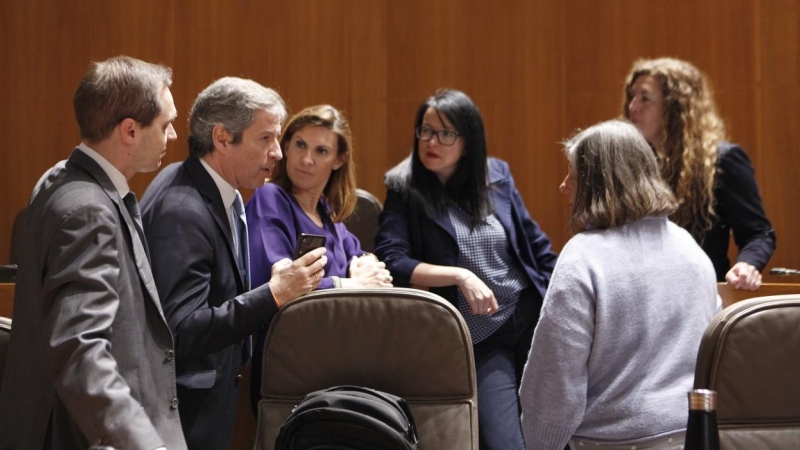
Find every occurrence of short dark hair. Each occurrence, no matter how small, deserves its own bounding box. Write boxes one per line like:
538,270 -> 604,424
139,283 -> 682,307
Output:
565,120 -> 677,233
410,89 -> 491,227
188,77 -> 287,158
73,56 -> 172,143
271,104 -> 357,222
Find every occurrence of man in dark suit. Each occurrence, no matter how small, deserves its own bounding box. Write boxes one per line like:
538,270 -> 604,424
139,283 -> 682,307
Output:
0,56 -> 187,450
141,77 -> 327,450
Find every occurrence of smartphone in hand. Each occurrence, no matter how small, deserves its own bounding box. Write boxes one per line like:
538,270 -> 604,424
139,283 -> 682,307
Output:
293,233 -> 326,259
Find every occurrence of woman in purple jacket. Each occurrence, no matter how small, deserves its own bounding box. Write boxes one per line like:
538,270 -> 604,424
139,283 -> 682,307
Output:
246,104 -> 392,291
374,89 -> 558,450
246,104 -> 392,410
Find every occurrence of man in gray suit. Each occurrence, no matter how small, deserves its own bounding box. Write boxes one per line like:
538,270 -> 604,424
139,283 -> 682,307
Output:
0,56 -> 187,450
141,77 -> 326,450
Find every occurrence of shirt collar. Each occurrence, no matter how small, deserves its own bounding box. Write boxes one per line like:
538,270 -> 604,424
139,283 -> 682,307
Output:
78,142 -> 130,197
199,158 -> 238,221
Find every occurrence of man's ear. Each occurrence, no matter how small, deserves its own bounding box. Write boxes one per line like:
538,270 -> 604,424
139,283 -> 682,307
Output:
212,125 -> 232,154
118,118 -> 138,145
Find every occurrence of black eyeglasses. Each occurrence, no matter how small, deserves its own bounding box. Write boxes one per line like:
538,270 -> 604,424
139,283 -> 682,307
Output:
415,126 -> 460,146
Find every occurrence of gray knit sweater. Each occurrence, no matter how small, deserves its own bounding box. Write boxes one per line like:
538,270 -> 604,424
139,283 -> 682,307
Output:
519,216 -> 720,449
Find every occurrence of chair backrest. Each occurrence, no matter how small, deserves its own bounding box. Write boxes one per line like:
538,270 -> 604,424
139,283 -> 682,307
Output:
342,188 -> 382,253
693,294 -> 800,448
0,316 -> 11,387
255,288 -> 477,450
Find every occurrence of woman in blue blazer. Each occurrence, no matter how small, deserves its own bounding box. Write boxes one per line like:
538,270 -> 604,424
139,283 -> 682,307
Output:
374,89 -> 557,450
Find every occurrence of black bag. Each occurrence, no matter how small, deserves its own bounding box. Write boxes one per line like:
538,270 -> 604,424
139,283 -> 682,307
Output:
274,385 -> 420,450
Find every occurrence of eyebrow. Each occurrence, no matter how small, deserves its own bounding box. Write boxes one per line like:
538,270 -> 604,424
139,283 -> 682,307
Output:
422,122 -> 456,131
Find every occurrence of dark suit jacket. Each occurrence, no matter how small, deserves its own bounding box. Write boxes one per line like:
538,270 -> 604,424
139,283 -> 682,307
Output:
375,157 -> 557,310
0,149 -> 186,450
141,156 -> 279,450
698,143 -> 776,280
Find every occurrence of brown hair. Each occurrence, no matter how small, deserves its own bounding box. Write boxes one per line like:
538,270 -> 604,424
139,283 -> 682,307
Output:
622,57 -> 725,240
565,120 -> 677,233
73,55 -> 172,143
271,104 -> 356,222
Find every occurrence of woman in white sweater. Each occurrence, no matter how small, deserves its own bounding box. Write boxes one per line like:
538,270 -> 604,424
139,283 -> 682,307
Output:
519,120 -> 720,450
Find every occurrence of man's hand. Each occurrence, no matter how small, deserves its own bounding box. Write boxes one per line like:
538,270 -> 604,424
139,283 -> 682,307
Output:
269,247 -> 327,306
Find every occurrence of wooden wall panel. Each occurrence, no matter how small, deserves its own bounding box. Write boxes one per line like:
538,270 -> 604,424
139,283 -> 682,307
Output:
756,0 -> 800,279
1,1 -> 799,446
385,1 -> 569,246
0,1 -> 177,262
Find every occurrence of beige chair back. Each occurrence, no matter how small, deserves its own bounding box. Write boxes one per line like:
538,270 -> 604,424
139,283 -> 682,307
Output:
694,294 -> 800,448
255,288 -> 477,449
342,188 -> 382,253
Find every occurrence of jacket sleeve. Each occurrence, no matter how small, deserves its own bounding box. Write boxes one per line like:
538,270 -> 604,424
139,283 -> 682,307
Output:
339,223 -> 365,267
519,241 -> 591,450
492,159 -> 558,286
46,202 -> 164,449
246,185 -> 301,290
146,201 -> 278,361
510,177 -> 558,284
374,189 -> 422,287
716,145 -> 776,270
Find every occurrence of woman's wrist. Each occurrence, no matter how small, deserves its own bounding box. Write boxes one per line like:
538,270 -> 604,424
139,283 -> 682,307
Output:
458,271 -> 475,287
330,275 -> 342,289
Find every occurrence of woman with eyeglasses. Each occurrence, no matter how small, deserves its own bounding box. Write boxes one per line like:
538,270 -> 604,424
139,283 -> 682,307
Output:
374,89 -> 557,450
623,57 -> 775,290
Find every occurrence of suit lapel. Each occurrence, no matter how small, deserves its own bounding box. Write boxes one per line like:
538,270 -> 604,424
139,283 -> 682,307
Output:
428,207 -> 458,242
183,157 -> 245,292
68,149 -> 166,316
487,160 -> 518,250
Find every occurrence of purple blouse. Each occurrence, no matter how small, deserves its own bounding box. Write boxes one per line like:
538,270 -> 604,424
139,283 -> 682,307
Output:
245,182 -> 363,290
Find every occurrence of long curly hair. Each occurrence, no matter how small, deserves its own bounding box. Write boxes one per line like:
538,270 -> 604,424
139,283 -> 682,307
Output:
623,58 -> 726,240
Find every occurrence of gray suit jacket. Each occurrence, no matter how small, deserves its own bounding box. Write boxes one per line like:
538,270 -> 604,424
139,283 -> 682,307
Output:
0,149 -> 187,450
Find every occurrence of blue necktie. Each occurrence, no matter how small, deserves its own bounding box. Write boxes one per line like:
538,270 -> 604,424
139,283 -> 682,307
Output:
232,191 -> 251,291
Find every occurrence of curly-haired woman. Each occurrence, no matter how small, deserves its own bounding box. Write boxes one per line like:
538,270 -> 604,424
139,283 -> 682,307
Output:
623,57 -> 775,290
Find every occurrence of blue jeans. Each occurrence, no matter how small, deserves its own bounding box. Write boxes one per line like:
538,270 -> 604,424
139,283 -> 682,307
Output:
472,289 -> 539,450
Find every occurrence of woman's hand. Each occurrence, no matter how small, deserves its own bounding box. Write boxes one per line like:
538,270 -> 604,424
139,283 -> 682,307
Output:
343,254 -> 393,288
458,272 -> 499,315
725,262 -> 762,290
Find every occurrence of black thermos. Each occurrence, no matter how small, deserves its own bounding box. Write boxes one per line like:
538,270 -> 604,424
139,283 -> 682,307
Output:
684,389 -> 720,450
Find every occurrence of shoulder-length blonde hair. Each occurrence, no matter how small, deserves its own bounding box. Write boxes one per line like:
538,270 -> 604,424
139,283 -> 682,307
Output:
565,120 -> 677,233
270,104 -> 357,222
622,57 -> 726,240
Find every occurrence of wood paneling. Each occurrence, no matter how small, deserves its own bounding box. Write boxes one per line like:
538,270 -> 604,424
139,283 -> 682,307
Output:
0,284 -> 13,319
1,1 -> 799,447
